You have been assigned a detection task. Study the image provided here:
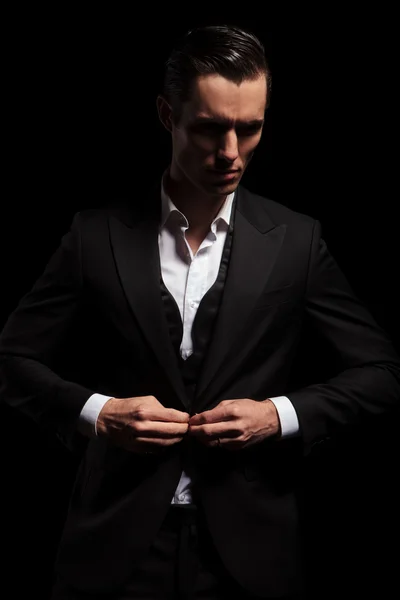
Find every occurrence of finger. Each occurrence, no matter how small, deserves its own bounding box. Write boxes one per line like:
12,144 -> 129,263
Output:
160,408 -> 190,422
140,408 -> 190,423
188,427 -> 221,443
189,406 -> 231,425
189,423 -> 240,439
134,421 -> 189,438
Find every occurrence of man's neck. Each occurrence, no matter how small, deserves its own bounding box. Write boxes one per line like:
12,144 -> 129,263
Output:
164,170 -> 227,235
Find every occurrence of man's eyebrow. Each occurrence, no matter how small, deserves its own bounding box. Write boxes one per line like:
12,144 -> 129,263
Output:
191,116 -> 264,127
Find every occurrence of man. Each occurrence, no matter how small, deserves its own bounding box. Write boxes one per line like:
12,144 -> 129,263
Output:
1,24 -> 399,600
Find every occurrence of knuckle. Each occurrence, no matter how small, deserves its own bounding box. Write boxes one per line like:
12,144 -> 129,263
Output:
135,408 -> 147,420
230,405 -> 240,417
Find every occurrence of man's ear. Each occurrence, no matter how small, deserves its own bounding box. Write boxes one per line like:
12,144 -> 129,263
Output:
156,95 -> 173,132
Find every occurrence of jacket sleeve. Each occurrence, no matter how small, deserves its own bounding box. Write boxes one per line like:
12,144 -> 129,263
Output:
0,212 -> 96,450
288,219 -> 400,450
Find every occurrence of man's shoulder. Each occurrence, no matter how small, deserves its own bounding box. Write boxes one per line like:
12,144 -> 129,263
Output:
239,185 -> 316,227
70,198 -> 147,230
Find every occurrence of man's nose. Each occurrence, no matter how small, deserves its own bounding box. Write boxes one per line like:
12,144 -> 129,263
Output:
217,130 -> 239,163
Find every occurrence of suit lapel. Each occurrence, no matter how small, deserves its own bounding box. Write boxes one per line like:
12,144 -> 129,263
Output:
108,192 -> 188,411
107,185 -> 286,413
196,187 -> 287,404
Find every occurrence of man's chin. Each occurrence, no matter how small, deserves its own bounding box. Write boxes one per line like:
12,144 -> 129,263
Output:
205,179 -> 240,196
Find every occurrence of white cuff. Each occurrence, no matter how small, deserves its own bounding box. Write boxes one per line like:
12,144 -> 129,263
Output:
269,396 -> 300,437
78,393 -> 113,437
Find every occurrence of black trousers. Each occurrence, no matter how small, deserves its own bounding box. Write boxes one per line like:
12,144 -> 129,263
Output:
51,504 -> 302,599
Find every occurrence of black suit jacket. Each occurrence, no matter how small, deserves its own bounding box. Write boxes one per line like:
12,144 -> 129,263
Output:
1,185 -> 399,597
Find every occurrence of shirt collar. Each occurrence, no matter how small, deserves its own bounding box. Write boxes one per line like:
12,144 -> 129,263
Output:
160,172 -> 235,230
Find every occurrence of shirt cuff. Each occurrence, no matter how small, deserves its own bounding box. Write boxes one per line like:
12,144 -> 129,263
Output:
269,396 -> 300,437
77,393 -> 113,437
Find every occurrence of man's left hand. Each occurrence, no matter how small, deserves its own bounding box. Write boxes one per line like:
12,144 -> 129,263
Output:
187,399 -> 281,451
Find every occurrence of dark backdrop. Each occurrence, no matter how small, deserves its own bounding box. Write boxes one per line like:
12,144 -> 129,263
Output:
2,8 -> 399,599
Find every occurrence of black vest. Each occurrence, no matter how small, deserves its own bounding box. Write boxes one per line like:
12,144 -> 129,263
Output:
160,193 -> 236,407
159,195 -> 236,495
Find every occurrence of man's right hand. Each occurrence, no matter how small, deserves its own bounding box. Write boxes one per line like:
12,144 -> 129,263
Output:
96,395 -> 190,454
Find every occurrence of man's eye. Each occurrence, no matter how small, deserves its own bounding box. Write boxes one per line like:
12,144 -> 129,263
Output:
202,124 -> 223,133
237,126 -> 262,137
191,123 -> 223,134
192,123 -> 262,136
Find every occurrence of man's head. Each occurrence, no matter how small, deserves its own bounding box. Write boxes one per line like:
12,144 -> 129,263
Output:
157,25 -> 271,197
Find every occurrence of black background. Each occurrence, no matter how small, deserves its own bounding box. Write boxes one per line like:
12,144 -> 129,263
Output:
2,7 -> 399,599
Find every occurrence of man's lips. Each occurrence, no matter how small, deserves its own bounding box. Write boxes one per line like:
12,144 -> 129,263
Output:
209,169 -> 240,178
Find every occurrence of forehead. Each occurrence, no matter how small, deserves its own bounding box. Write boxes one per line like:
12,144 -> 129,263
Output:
184,74 -> 267,121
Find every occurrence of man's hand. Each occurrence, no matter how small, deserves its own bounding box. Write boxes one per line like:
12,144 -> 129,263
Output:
188,398 -> 281,451
96,395 -> 190,454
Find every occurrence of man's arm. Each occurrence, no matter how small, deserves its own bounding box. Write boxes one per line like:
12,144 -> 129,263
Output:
0,213 -> 96,449
288,220 -> 400,450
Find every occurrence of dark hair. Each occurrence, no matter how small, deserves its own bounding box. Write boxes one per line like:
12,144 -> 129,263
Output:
162,24 -> 271,122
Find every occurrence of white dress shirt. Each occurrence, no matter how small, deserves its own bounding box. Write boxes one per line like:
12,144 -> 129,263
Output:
78,180 -> 299,504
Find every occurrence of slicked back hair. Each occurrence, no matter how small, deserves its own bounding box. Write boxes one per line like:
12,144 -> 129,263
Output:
162,24 -> 271,123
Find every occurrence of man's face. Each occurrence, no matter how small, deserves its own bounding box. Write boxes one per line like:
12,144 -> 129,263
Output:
169,74 -> 267,196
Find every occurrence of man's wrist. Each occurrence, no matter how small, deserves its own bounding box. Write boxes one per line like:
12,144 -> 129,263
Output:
79,393 -> 114,437
261,398 -> 281,437
96,397 -> 119,437
264,396 -> 300,438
